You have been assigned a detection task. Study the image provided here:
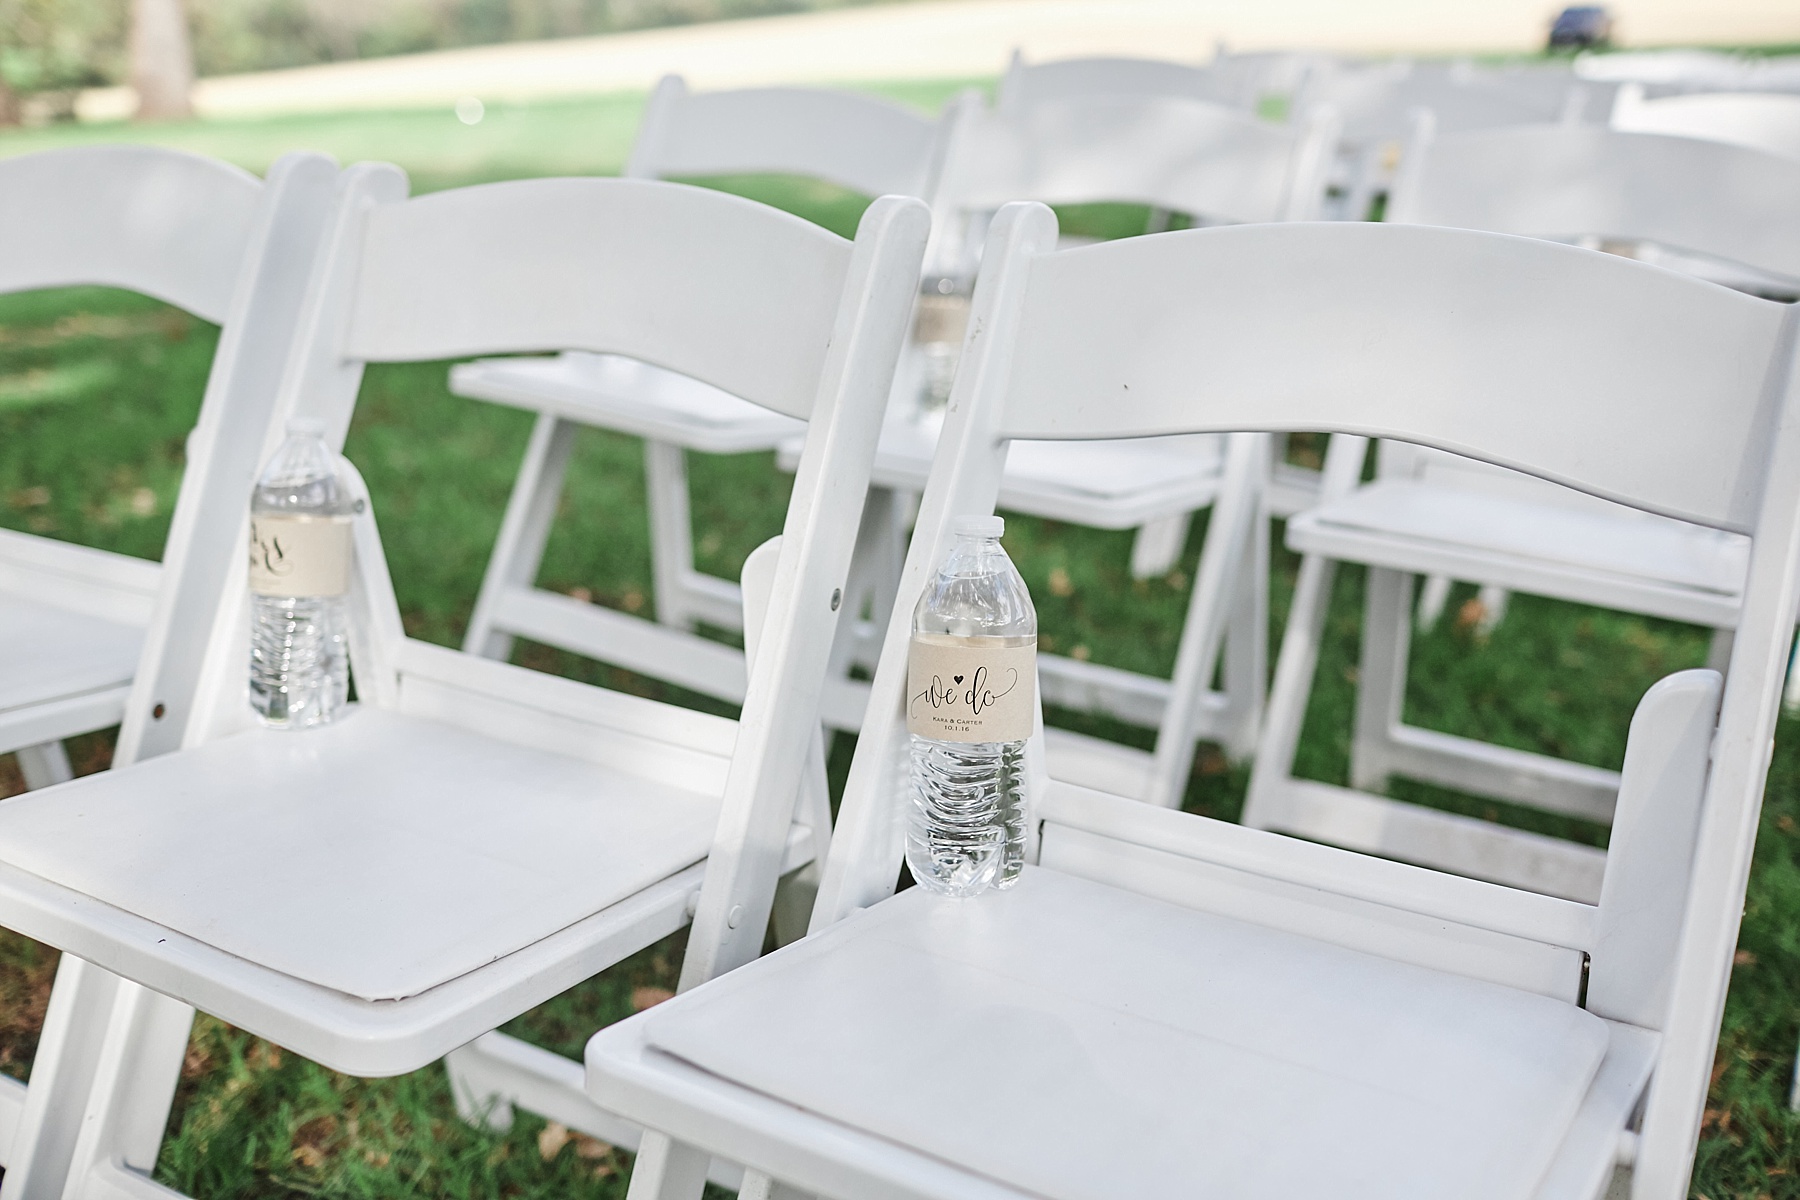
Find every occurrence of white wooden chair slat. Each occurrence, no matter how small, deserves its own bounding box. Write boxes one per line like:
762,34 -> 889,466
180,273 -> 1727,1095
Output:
0,146 -> 262,324
1001,223 -> 1782,531
587,207 -> 1800,1200
345,179 -> 851,421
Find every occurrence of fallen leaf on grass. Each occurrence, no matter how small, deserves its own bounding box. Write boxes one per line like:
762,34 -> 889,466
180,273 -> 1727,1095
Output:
1455,596 -> 1489,635
574,1134 -> 613,1160
538,1121 -> 572,1161
1733,949 -> 1757,966
632,986 -> 675,1012
1047,567 -> 1073,597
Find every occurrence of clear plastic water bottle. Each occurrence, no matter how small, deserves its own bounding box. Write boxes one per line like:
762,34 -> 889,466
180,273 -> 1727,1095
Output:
248,418 -> 354,729
905,515 -> 1037,896
913,275 -> 970,412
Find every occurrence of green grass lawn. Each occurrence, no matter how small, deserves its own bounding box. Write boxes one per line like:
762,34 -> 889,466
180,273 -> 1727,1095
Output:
1,93 -> 1797,1198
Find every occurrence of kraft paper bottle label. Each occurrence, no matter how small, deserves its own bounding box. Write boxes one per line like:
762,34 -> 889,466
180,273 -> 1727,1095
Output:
907,634 -> 1036,743
248,514 -> 353,598
914,293 -> 970,345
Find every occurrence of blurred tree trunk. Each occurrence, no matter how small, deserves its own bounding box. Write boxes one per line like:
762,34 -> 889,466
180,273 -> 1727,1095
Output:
130,0 -> 194,121
0,80 -> 19,127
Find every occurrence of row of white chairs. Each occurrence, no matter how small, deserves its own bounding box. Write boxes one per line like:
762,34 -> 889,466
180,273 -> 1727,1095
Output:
0,122 -> 1795,1200
3,51 -> 1800,1194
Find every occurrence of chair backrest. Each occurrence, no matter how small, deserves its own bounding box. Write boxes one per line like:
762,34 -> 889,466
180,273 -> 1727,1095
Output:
176,169 -> 927,986
996,53 -> 1244,113
0,146 -> 261,322
817,207 -> 1800,1195
1611,85 -> 1800,161
0,146 -> 340,765
1390,122 -> 1800,292
939,93 -> 1339,233
1381,123 -> 1800,497
1307,59 -> 1600,142
625,74 -> 954,205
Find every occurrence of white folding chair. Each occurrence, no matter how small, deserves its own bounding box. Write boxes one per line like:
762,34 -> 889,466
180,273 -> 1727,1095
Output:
1303,58 -> 1609,220
585,207 -> 1800,1200
0,147 -> 338,795
886,90 -> 1338,798
1611,84 -> 1800,161
448,77 -> 961,734
1244,124 -> 1800,905
0,171 -> 926,1200
0,145 -> 338,1187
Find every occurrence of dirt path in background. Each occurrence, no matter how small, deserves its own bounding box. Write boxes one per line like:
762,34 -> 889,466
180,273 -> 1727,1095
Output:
76,0 -> 1798,121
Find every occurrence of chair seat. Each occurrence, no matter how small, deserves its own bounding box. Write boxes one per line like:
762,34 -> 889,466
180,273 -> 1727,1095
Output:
592,868 -> 1642,1200
448,352 -> 804,455
1289,478 -> 1748,627
0,706 -> 720,1004
0,596 -> 143,747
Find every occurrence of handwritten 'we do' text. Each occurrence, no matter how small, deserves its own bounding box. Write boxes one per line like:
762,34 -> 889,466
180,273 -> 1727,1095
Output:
911,665 -> 1019,721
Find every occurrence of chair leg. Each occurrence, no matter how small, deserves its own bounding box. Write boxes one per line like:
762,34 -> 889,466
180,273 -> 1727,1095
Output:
1241,551 -> 1340,832
0,959 -> 190,1200
624,1131 -> 711,1200
1707,627 -> 1736,675
1415,574 -> 1453,629
1143,435 -> 1263,808
1349,568 -> 1414,794
740,1173 -> 813,1200
771,728 -> 832,948
14,742 -> 73,791
831,486 -> 906,682
1217,496 -> 1269,762
1785,631 -> 1800,713
57,982 -> 194,1200
1128,512 -> 1191,580
464,414 -> 579,660
644,440 -> 699,631
1475,584 -> 1509,635
1791,1036 -> 1800,1110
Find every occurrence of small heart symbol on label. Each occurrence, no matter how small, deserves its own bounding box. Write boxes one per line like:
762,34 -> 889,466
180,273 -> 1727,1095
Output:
953,675 -> 964,684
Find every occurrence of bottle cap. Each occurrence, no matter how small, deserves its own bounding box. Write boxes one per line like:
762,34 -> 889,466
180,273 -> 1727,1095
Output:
286,416 -> 327,438
952,514 -> 1004,539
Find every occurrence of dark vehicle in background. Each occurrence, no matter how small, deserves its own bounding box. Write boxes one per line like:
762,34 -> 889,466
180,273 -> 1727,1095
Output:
1548,6 -> 1614,51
